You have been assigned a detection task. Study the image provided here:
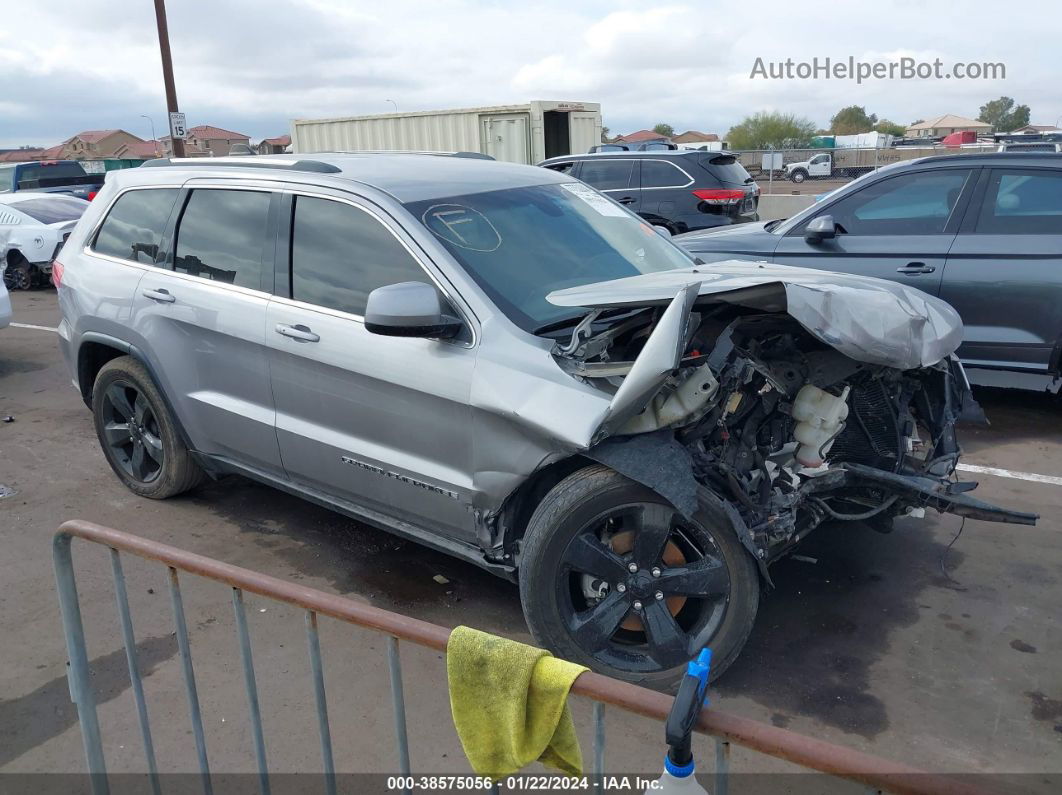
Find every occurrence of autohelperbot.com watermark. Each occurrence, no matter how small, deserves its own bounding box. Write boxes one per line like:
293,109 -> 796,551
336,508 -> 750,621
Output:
750,56 -> 1005,83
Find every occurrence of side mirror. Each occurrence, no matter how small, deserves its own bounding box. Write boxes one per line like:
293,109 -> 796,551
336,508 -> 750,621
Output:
364,281 -> 463,339
653,225 -> 672,239
804,215 -> 837,243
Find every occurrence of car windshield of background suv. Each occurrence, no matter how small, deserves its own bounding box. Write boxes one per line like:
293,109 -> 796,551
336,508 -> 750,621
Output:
404,182 -> 693,332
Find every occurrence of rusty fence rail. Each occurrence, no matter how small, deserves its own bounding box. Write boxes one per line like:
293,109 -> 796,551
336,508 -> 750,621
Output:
54,520 -> 979,795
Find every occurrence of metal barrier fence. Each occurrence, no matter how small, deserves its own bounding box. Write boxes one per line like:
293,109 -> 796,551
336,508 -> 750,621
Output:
733,146 -> 1000,194
54,520 -> 982,795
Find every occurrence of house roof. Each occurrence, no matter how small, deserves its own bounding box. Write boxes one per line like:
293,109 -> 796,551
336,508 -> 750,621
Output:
617,129 -> 670,142
1015,124 -> 1060,132
907,115 -> 992,131
188,125 -> 250,140
672,130 -> 719,143
66,129 -> 141,143
117,140 -> 164,158
40,145 -> 64,159
261,134 -> 291,146
0,149 -> 44,162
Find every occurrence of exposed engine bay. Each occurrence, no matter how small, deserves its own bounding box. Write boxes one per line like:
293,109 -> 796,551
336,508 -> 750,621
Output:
542,265 -> 1038,571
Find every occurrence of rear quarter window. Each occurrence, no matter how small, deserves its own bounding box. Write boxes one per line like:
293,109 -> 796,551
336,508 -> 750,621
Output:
92,188 -> 180,265
699,154 -> 751,186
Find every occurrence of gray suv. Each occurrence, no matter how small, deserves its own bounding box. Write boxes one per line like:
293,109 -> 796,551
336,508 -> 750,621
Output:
57,154 -> 1034,686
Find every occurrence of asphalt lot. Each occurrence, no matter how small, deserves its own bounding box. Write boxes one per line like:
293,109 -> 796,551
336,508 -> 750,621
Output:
1,289 -> 1060,784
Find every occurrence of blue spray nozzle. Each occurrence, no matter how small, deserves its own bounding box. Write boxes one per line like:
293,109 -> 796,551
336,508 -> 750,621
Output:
685,648 -> 712,706
665,647 -> 713,756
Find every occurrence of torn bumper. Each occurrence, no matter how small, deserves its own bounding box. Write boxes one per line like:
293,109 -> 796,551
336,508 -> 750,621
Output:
842,462 -> 1039,526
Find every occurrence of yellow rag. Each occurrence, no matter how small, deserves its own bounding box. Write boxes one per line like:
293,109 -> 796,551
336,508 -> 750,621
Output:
446,626 -> 588,779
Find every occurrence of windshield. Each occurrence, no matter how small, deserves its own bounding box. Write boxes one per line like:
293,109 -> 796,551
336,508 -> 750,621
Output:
17,162 -> 86,182
404,183 -> 693,332
10,196 -> 89,224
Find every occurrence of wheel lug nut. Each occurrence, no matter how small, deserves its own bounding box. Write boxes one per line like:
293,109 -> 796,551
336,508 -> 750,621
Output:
651,567 -> 661,577
655,591 -> 664,600
628,563 -> 638,573
633,600 -> 643,610
616,583 -> 626,593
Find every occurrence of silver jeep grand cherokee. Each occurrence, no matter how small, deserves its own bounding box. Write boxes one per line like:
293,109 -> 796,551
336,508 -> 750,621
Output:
56,154 -> 1035,687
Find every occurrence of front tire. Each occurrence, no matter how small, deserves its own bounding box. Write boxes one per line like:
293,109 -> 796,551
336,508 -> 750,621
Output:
789,169 -> 807,184
519,465 -> 759,689
91,356 -> 204,499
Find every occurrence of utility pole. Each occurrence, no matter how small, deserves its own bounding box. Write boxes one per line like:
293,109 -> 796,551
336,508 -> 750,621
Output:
152,0 -> 185,157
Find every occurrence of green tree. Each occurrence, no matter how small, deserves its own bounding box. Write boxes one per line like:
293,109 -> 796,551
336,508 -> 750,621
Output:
600,126 -> 611,143
725,112 -> 817,150
829,106 -> 878,135
909,119 -> 925,126
873,119 -> 906,137
978,97 -> 1032,132
652,123 -> 675,137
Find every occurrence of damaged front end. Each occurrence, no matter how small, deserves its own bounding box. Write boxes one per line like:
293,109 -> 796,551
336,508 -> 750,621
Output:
544,263 -> 1037,574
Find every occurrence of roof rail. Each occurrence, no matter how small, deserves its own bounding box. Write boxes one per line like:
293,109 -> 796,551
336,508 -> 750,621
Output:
329,149 -> 495,160
141,157 -> 342,173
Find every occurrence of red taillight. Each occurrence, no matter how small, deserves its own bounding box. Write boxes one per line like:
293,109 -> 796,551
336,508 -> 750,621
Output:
51,260 -> 64,288
87,191 -> 98,201
692,189 -> 746,204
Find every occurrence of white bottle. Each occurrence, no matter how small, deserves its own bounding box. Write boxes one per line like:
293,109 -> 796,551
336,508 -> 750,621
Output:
791,384 -> 850,467
646,757 -> 710,794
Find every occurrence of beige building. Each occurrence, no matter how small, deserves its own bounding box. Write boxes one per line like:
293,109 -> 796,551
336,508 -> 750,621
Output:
257,134 -> 291,154
905,115 -> 993,138
671,130 -> 719,144
161,125 -> 250,157
59,130 -> 145,159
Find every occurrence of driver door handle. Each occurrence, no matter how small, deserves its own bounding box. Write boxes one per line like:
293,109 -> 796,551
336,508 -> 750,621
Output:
142,288 -> 175,303
275,323 -> 320,343
896,262 -> 936,275
616,196 -> 636,204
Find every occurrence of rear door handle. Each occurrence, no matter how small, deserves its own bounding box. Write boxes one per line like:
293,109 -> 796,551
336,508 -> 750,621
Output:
142,288 -> 175,303
275,323 -> 320,343
896,263 -> 936,274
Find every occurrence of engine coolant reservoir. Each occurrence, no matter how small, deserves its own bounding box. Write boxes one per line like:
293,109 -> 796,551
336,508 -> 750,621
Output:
792,384 -> 850,467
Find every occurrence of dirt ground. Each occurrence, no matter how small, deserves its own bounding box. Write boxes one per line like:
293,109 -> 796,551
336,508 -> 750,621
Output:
1,289 -> 1060,788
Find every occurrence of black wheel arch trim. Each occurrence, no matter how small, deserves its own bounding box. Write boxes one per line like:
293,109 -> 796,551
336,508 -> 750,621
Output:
585,431 -> 771,586
77,333 -> 199,458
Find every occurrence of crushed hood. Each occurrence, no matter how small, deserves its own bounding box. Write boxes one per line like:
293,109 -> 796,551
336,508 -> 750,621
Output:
547,261 -> 963,371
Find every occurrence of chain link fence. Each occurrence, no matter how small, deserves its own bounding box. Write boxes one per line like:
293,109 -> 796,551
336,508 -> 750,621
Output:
733,145 -> 1000,195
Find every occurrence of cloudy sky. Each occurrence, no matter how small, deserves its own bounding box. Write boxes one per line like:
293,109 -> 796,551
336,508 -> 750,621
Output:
1,0 -> 1060,148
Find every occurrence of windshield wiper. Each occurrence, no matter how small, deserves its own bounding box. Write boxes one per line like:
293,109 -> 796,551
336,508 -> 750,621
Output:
533,312 -> 593,335
764,219 -> 784,232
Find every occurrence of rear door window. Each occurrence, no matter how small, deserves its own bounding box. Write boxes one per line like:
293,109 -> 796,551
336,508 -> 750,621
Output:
975,169 -> 1062,234
174,189 -> 272,289
641,160 -> 692,188
290,195 -> 427,316
578,159 -> 635,191
92,188 -> 180,265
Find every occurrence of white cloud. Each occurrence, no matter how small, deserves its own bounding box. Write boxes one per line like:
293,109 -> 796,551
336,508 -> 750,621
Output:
0,0 -> 1059,148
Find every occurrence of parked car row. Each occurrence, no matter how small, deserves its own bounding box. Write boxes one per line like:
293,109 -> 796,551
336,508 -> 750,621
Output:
53,153 -> 1033,688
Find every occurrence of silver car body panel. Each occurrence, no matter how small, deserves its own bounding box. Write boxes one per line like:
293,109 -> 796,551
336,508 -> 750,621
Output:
547,261 -> 965,371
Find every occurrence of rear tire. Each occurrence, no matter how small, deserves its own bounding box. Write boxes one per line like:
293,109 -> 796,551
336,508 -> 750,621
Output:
91,356 -> 204,499
519,465 -> 759,690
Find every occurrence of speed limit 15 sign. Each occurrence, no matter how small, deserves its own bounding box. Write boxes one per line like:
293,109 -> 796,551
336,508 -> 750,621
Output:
169,112 -> 187,139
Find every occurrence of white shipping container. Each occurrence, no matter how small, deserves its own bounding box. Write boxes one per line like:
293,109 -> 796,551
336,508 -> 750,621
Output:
291,101 -> 602,164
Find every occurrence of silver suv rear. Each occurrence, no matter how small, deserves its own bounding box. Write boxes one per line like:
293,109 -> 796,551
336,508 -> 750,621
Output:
57,154 -> 1034,686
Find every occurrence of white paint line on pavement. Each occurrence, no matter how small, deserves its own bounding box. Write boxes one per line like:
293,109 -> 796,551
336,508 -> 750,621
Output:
957,463 -> 1062,487
9,322 -> 58,333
